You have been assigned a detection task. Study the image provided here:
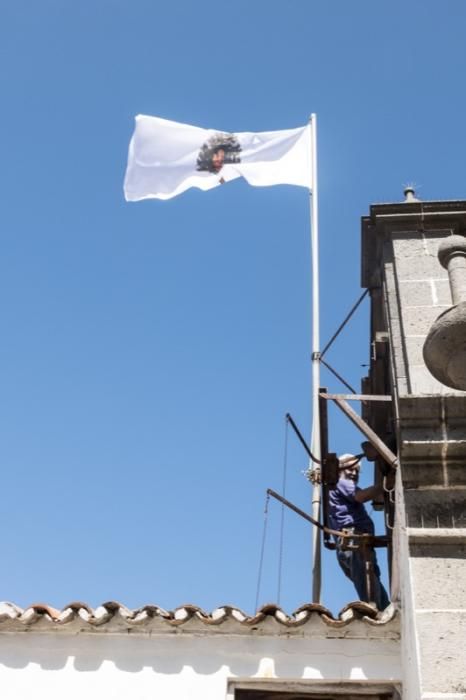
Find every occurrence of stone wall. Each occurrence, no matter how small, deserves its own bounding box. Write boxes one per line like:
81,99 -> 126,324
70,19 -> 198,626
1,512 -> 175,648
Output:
361,198 -> 466,700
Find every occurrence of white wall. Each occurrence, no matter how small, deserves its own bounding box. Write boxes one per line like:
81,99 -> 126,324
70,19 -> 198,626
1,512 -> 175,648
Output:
0,630 -> 400,700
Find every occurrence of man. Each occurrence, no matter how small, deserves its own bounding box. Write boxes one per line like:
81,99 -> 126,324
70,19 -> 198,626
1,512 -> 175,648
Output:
328,453 -> 390,610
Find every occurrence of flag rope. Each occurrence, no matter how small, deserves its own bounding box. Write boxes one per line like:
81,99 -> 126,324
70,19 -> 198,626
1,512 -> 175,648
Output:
254,491 -> 270,613
276,416 -> 289,605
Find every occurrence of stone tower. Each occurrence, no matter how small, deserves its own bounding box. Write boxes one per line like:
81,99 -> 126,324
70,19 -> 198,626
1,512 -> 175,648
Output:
361,194 -> 466,699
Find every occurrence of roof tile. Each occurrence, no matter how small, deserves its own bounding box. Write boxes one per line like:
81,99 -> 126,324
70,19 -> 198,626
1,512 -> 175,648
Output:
0,601 -> 398,635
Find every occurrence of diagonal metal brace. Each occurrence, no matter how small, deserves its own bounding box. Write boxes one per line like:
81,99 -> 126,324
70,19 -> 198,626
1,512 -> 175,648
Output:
320,392 -> 398,468
267,488 -> 388,548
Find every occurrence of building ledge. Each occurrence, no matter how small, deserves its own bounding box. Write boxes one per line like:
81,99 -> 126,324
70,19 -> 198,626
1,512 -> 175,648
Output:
407,527 -> 466,544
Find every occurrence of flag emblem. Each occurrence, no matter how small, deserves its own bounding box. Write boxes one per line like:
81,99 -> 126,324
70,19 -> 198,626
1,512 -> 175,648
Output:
196,133 -> 242,174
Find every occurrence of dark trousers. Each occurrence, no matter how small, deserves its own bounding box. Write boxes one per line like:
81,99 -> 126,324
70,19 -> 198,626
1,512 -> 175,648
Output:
336,534 -> 390,610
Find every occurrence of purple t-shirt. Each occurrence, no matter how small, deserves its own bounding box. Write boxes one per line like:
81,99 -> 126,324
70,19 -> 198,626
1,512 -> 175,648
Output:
328,477 -> 374,534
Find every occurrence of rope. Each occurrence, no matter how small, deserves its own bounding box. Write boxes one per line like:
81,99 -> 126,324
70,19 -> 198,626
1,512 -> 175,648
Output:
254,491 -> 270,612
276,418 -> 289,605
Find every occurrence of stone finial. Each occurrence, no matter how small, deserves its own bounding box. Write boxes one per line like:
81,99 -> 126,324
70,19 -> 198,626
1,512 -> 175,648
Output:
437,235 -> 466,304
403,185 -> 420,203
423,235 -> 466,390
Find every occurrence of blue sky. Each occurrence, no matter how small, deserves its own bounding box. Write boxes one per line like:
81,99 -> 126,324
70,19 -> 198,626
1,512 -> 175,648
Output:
1,0 -> 465,616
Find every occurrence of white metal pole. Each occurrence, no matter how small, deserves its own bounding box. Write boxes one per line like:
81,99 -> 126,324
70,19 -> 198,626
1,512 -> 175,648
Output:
309,113 -> 322,603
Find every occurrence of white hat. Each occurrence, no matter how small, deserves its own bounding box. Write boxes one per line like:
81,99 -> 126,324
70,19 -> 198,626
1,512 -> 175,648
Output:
338,453 -> 361,469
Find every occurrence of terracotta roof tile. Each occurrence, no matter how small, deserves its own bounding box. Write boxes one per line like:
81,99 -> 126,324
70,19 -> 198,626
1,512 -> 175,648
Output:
0,600 -> 398,635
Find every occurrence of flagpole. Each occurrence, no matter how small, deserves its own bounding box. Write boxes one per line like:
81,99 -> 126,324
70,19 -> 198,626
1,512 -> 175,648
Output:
309,113 -> 322,603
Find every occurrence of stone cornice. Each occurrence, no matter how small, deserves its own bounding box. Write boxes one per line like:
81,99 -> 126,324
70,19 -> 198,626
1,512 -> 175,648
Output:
361,199 -> 466,288
407,528 -> 466,544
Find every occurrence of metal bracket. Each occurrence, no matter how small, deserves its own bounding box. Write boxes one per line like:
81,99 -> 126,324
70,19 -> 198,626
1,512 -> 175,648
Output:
322,393 -> 392,402
319,393 -> 398,468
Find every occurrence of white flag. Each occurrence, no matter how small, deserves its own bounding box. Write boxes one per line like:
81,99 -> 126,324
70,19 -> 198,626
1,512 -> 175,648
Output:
124,115 -> 312,201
